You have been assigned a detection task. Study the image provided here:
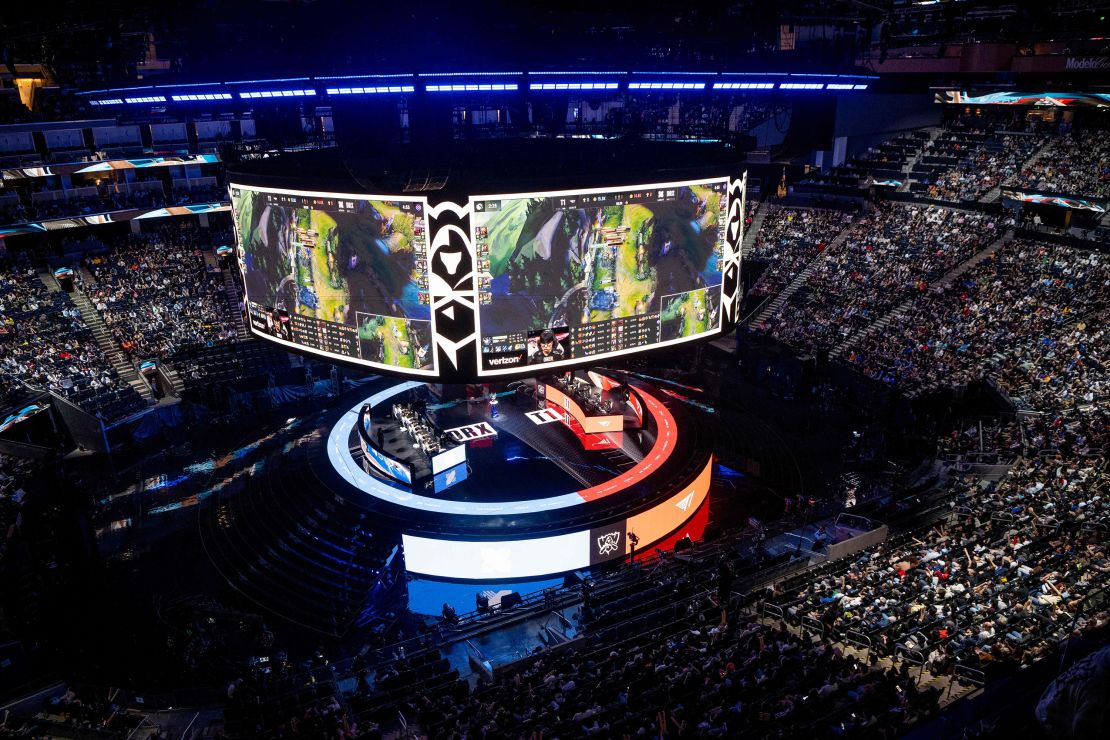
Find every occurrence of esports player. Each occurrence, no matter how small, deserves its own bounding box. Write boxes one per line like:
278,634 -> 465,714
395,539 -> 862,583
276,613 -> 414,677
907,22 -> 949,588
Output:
528,328 -> 566,365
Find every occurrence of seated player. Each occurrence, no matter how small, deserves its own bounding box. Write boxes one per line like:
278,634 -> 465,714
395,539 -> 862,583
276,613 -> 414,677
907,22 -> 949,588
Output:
528,328 -> 566,365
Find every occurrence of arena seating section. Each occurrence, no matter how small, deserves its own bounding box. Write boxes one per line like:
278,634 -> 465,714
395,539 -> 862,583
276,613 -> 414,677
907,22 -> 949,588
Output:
83,226 -> 241,360
1,103 -> 1109,738
0,256 -> 146,420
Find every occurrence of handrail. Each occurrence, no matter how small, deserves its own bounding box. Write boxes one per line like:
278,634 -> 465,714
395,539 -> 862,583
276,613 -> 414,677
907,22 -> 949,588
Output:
954,664 -> 986,687
897,645 -> 926,666
800,615 -> 825,636
845,630 -> 872,651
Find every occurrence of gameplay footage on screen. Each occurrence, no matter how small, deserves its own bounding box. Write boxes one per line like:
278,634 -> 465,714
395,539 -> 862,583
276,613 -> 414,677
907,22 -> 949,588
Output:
230,186 -> 434,373
471,178 -> 728,373
230,178 -> 729,376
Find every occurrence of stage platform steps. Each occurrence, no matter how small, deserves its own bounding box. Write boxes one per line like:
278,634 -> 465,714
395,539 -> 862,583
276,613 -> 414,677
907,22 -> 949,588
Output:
199,438 -> 404,636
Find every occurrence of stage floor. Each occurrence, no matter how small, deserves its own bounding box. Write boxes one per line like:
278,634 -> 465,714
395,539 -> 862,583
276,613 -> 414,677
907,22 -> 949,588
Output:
313,374 -> 715,580
365,387 -> 637,503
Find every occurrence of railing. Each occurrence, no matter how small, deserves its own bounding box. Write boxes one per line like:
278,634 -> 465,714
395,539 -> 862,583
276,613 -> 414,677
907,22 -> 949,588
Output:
800,615 -> 825,637
953,664 -> 986,688
844,630 -> 872,653
762,602 -> 785,621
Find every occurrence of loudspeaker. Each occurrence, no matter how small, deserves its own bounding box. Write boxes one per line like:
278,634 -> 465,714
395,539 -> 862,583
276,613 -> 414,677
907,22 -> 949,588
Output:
500,591 -> 523,610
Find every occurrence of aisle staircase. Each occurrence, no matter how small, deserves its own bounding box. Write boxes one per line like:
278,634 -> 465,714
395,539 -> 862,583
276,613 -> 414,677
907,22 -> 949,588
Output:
747,222 -> 855,328
221,269 -> 250,340
930,230 -> 1013,289
203,251 -> 250,340
898,126 -> 943,192
979,186 -> 1002,204
741,204 -> 769,259
827,231 -> 1013,360
160,365 -> 186,397
984,136 -> 1057,204
61,281 -> 155,404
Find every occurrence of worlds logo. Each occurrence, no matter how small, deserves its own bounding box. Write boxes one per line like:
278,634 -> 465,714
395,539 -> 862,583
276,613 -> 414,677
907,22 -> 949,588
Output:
596,531 -> 622,556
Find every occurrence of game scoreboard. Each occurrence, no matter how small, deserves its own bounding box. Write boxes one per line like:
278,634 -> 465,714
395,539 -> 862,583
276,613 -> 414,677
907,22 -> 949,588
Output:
230,175 -> 742,380
230,185 -> 436,374
471,178 -> 729,374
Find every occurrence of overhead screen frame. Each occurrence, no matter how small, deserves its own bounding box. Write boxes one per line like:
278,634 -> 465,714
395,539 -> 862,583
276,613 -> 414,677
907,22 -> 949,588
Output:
468,176 -> 732,377
228,174 -> 744,381
229,182 -> 439,376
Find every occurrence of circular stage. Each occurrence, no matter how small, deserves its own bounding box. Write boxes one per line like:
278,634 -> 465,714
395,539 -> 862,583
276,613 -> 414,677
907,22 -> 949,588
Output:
309,373 -> 713,580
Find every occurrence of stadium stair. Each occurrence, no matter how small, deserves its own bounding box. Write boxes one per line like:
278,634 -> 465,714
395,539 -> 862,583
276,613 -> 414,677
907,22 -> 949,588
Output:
203,251 -> 250,340
740,204 -> 769,259
929,229 -> 1013,289
222,271 -> 251,340
1010,135 -> 1058,189
980,130 -> 1051,204
748,221 -> 855,328
41,272 -> 156,405
900,127 -> 945,192
161,365 -> 186,397
827,230 -> 1014,361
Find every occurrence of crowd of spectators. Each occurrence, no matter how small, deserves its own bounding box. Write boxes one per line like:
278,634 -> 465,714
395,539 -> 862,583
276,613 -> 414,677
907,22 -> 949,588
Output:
746,206 -> 856,304
225,652 -> 365,739
756,203 -> 999,355
0,197 -> 28,225
343,474 -> 1103,740
0,452 -> 32,566
404,593 -> 940,738
937,419 -> 1024,459
1005,127 -> 1110,199
842,239 -> 1109,403
2,102 -> 1109,738
84,226 -> 241,361
0,685 -> 142,737
915,131 -> 1048,202
767,452 -> 1109,681
0,253 -> 144,420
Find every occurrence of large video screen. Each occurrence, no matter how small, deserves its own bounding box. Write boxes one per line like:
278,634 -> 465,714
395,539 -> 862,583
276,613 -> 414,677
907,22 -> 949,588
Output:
471,178 -> 728,374
230,185 -> 434,373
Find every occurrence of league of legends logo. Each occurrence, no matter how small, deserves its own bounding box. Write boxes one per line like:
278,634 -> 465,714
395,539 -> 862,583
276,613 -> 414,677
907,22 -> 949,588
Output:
597,531 -> 621,556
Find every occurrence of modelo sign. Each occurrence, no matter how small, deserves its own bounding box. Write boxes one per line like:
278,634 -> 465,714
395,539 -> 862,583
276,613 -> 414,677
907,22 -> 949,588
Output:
1066,57 -> 1110,71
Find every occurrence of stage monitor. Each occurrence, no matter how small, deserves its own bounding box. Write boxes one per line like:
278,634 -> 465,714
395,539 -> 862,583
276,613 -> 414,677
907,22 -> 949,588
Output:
432,461 -> 468,494
229,184 -> 436,375
431,442 -> 467,475
471,178 -> 729,375
359,432 -> 414,486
